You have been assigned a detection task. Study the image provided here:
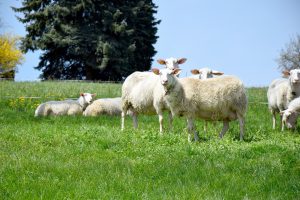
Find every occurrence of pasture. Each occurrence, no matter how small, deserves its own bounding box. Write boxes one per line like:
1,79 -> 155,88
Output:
1,81 -> 300,199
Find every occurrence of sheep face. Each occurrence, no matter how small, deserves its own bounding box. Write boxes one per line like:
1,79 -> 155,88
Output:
283,69 -> 300,84
191,68 -> 224,79
80,93 -> 95,105
281,110 -> 298,130
152,68 -> 181,88
157,57 -> 187,70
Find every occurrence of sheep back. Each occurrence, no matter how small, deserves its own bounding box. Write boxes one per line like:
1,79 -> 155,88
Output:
173,76 -> 247,121
34,100 -> 83,116
84,97 -> 123,116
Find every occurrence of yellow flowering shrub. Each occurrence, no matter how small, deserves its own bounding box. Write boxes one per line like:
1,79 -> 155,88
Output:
0,34 -> 24,73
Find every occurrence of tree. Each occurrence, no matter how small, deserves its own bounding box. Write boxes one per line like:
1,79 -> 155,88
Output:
13,0 -> 160,81
277,34 -> 300,71
0,34 -> 24,79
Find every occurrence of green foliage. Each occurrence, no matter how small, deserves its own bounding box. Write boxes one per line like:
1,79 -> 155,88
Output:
13,0 -> 160,80
1,82 -> 300,199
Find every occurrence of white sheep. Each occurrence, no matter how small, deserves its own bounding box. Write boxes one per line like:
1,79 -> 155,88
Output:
190,67 -> 224,79
84,97 -> 127,116
121,57 -> 187,132
280,97 -> 300,131
190,68 -> 224,132
267,69 -> 300,130
152,68 -> 247,142
34,93 -> 95,116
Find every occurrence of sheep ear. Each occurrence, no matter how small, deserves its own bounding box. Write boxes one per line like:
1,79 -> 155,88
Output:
177,58 -> 187,64
157,59 -> 166,65
212,71 -> 224,75
152,68 -> 160,75
191,69 -> 201,75
173,68 -> 181,76
282,70 -> 290,78
92,94 -> 96,97
80,93 -> 84,97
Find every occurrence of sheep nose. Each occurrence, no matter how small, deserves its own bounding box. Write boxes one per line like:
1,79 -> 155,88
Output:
162,80 -> 168,85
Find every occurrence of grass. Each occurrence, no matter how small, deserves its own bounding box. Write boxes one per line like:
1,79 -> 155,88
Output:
1,81 -> 300,199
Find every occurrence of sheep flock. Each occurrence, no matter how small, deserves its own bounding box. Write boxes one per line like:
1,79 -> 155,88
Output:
34,57 -> 300,142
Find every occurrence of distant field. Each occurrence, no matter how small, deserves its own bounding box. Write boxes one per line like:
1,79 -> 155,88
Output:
1,81 -> 300,199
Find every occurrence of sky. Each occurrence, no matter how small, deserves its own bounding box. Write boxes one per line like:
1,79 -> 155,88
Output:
1,0 -> 300,86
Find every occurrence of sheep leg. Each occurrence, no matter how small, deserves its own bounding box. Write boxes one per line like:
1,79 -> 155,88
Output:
237,113 -> 245,140
281,114 -> 285,131
168,111 -> 173,130
271,110 -> 276,130
132,112 -> 138,129
204,121 -> 207,133
121,111 -> 126,131
158,112 -> 163,134
219,121 -> 229,138
187,118 -> 199,142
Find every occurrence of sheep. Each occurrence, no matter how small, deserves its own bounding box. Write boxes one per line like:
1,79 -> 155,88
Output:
280,97 -> 300,131
121,72 -> 171,132
34,93 -> 95,116
189,68 -> 224,132
121,57 -> 187,132
190,67 -> 224,79
267,69 -> 300,130
83,97 -> 128,116
152,68 -> 247,142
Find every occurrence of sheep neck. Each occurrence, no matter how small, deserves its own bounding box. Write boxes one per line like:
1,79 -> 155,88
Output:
77,97 -> 88,111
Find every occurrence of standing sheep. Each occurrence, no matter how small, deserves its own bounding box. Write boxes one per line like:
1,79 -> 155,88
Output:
190,67 -> 224,79
121,57 -> 187,132
34,93 -> 95,116
267,69 -> 300,129
190,67 -> 224,132
152,68 -> 247,142
84,97 -> 129,116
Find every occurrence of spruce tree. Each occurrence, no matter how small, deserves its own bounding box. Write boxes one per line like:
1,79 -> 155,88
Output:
13,0 -> 160,80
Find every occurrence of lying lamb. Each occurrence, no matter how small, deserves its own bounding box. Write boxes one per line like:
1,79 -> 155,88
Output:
152,68 -> 247,142
281,96 -> 300,131
190,67 -> 224,79
34,93 -> 95,116
84,97 -> 128,116
267,69 -> 300,129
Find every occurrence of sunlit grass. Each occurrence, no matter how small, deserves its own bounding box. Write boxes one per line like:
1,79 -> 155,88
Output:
0,81 -> 300,199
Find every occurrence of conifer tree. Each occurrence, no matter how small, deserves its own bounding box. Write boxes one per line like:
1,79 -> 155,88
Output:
13,0 -> 160,80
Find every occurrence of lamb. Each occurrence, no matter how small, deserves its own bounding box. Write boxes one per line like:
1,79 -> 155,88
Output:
152,68 -> 247,142
267,69 -> 300,129
280,97 -> 300,131
84,97 -> 126,116
34,93 -> 95,116
121,57 -> 187,132
190,67 -> 224,79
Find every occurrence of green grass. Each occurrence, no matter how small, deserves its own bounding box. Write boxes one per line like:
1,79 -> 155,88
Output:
1,81 -> 300,199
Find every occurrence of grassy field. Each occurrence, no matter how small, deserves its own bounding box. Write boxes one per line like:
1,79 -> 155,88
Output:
1,81 -> 300,199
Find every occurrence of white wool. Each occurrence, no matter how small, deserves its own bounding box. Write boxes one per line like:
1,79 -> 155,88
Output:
84,97 -> 129,116
154,68 -> 247,142
267,69 -> 300,130
34,93 -> 94,116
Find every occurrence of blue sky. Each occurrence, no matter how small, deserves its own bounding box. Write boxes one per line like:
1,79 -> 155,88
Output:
1,0 -> 300,86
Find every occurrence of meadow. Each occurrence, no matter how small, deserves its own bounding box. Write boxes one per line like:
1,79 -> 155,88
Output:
0,81 -> 300,199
